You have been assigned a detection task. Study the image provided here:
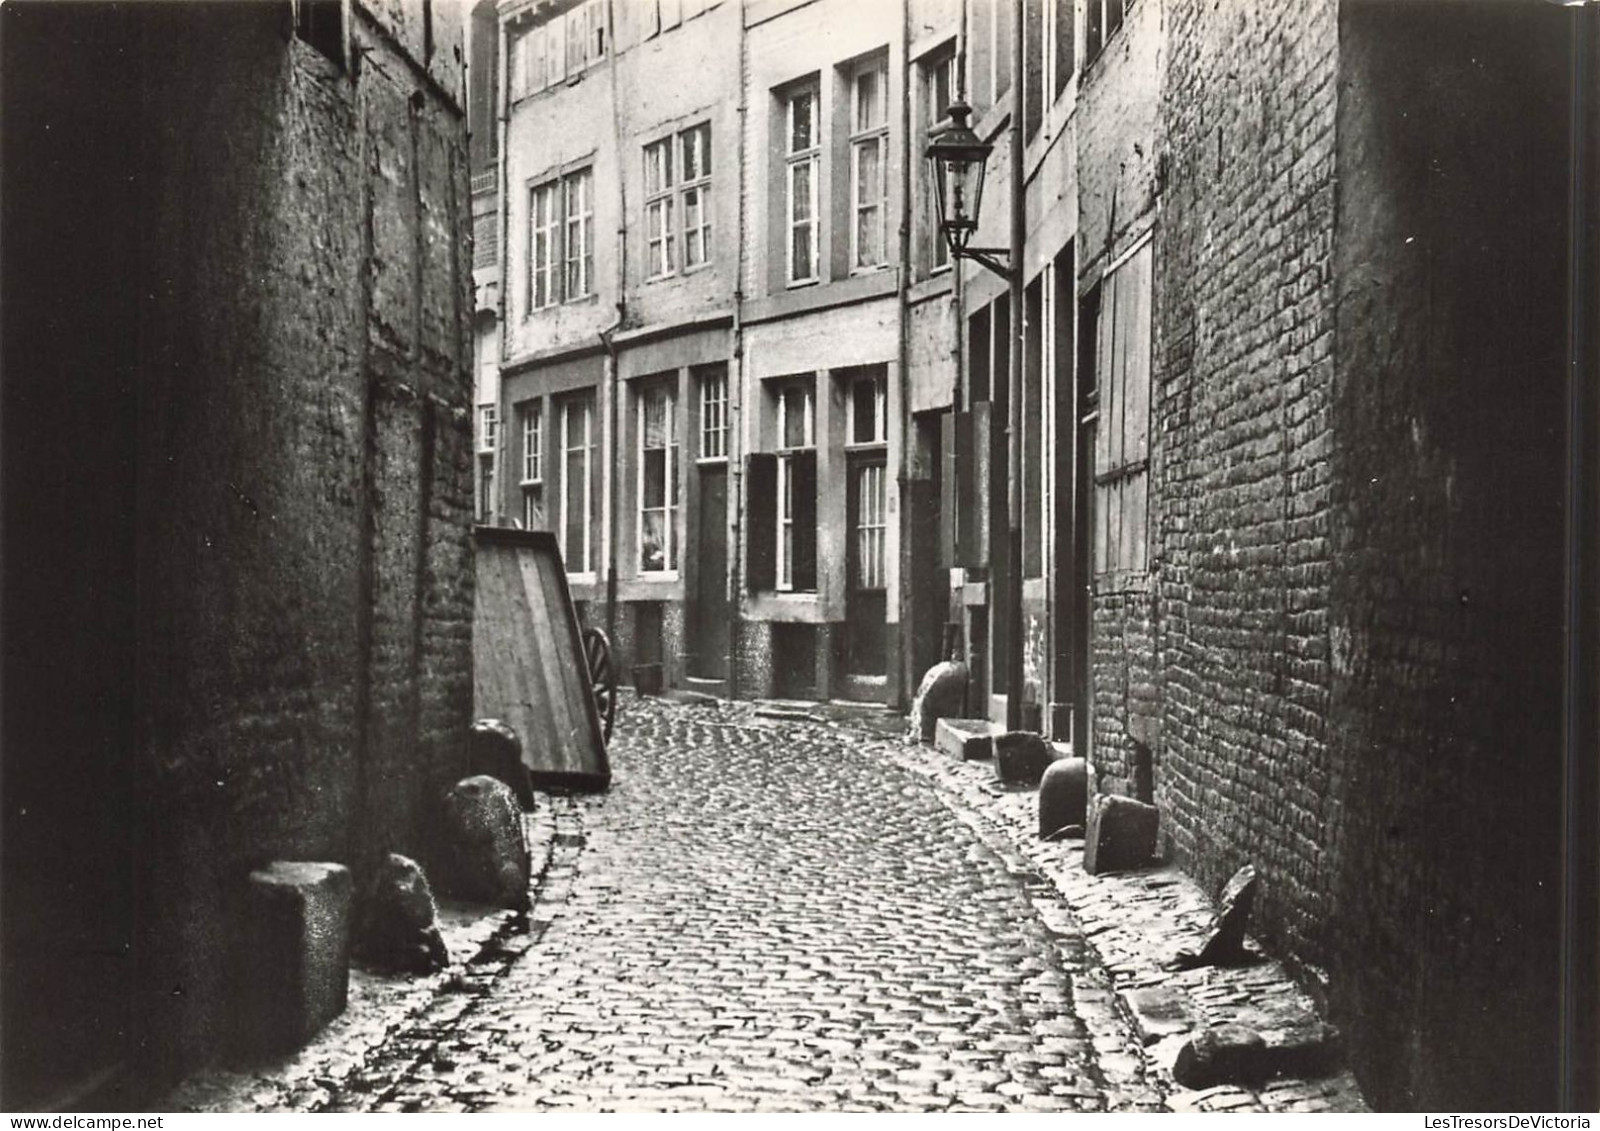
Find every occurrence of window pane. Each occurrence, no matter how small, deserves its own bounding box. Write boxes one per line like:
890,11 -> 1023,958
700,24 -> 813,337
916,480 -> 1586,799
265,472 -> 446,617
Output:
855,65 -> 883,132
852,378 -> 879,443
791,160 -> 812,221
789,90 -> 813,152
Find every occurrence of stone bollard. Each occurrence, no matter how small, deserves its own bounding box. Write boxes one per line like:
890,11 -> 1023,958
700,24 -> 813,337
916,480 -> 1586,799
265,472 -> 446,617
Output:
239,861 -> 353,1056
1083,794 -> 1160,874
440,775 -> 531,911
1038,756 -> 1089,838
905,661 -> 968,744
993,731 -> 1053,786
358,853 -> 450,974
469,719 -> 535,810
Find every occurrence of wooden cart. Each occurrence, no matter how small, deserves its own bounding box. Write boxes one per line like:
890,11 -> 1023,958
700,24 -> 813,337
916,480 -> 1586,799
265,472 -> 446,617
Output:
472,527 -> 615,792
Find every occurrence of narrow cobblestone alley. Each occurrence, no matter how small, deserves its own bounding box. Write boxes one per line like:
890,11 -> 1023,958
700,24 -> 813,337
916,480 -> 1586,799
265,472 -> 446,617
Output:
192,696 -> 1163,1114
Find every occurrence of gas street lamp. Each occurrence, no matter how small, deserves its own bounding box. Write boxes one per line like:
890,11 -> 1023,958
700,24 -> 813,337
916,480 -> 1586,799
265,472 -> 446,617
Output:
925,101 -> 1010,282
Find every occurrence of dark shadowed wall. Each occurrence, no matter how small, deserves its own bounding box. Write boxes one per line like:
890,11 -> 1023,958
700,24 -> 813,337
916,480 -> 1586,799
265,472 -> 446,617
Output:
1,0 -> 474,1107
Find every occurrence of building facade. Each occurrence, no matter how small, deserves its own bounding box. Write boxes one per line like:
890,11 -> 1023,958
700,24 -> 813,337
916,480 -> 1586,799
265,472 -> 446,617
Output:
2,0 -> 476,1107
484,0 -> 1594,1110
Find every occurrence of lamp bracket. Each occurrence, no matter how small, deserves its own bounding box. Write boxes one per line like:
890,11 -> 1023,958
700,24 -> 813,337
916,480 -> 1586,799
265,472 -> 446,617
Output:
955,246 -> 1016,282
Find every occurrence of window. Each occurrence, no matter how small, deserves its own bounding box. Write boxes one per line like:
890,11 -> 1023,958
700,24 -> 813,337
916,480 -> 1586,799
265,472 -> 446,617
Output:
518,400 -> 544,531
783,85 -> 820,286
644,137 -> 676,279
775,381 -> 816,591
643,123 -> 712,281
1090,238 -> 1153,580
293,0 -> 347,68
698,366 -> 728,460
519,401 -> 542,483
478,454 -> 496,522
746,378 -> 816,593
507,1 -> 607,101
920,44 -> 958,272
680,123 -> 712,270
478,404 -> 499,453
529,167 -> 593,312
849,57 -> 889,272
847,367 -> 887,445
855,463 -> 887,590
1085,0 -> 1125,66
530,181 -> 560,309
637,382 -> 679,573
564,170 -> 593,300
559,393 -> 595,575
1051,0 -> 1074,98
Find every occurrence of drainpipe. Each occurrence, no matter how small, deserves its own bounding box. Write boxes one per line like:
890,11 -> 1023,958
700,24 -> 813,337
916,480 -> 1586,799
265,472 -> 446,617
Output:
601,0 -> 628,641
895,0 -> 913,708
727,8 -> 749,701
496,8 -> 511,418
1002,0 -> 1025,732
599,305 -> 625,639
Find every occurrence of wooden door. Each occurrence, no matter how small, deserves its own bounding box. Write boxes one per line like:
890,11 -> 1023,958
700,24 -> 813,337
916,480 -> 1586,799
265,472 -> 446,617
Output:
690,464 -> 729,680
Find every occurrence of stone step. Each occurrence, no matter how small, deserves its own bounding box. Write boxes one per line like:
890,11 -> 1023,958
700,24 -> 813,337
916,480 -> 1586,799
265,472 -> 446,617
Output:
935,717 -> 1000,761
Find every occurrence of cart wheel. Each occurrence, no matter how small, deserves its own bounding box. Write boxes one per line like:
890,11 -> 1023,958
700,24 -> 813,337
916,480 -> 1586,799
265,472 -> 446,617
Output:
582,627 -> 617,743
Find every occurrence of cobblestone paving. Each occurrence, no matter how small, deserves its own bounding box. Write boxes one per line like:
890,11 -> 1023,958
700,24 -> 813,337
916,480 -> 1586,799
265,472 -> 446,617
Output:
267,697 -> 1162,1113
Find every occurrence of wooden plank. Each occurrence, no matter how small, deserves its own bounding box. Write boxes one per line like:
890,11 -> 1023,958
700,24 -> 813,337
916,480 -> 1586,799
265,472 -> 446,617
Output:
518,546 -> 584,775
473,527 -> 610,790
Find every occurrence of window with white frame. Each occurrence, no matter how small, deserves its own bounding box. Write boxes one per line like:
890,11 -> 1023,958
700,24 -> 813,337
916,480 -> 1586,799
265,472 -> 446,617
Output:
698,366 -> 728,460
563,169 -> 593,300
1091,237 -> 1153,581
643,137 -> 676,279
518,400 -> 545,531
529,167 -> 593,312
847,367 -> 887,446
637,382 -> 679,573
478,454 -> 496,522
776,380 -> 815,590
849,56 -> 889,272
559,392 -> 595,575
680,123 -> 712,270
855,463 -> 887,590
519,401 -> 542,484
478,404 -> 499,453
644,123 -> 712,281
783,83 -> 820,286
920,43 -> 957,272
530,180 -> 560,310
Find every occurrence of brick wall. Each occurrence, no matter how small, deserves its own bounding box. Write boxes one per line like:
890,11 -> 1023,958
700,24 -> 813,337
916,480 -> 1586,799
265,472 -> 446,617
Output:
1324,4 -> 1571,1109
1150,0 -> 1575,1109
1077,0 -> 1164,792
1153,0 -> 1339,951
0,2 -> 474,1098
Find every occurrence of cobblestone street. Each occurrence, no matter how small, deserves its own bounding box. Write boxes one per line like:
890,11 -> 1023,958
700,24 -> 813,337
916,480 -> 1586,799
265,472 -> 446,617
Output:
174,696 -> 1162,1113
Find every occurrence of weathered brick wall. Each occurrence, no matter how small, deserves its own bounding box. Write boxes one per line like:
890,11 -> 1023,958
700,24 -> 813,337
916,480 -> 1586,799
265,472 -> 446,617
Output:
1153,0 -> 1574,1110
1077,0 -> 1163,793
78,0 -> 475,1086
1324,4 -> 1571,1110
1153,0 -> 1339,1004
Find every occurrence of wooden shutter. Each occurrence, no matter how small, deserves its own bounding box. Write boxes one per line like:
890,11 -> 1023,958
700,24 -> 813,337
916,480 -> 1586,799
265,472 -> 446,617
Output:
792,449 -> 818,591
745,453 -> 777,591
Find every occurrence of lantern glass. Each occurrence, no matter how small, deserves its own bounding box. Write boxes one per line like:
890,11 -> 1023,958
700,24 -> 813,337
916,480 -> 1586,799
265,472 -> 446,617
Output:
924,101 -> 991,259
